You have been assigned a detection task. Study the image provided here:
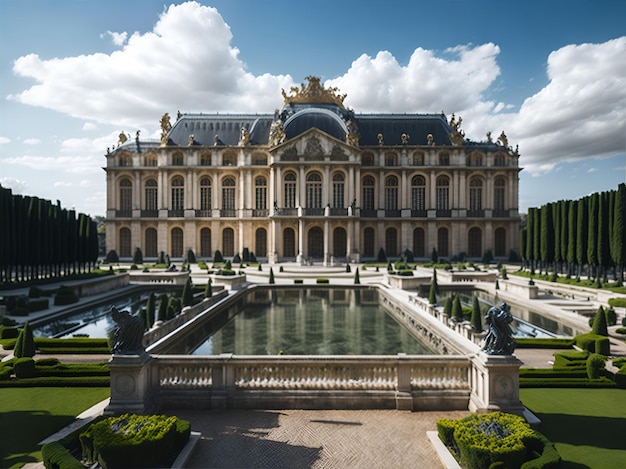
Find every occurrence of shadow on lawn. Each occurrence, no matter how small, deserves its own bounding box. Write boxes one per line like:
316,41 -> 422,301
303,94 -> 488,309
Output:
0,410 -> 75,467
536,411 -> 626,448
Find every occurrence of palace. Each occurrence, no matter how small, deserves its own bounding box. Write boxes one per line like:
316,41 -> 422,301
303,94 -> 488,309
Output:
104,77 -> 521,264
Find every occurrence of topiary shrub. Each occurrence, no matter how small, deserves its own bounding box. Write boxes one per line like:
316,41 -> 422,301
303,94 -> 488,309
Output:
54,286 -> 79,306
354,268 -> 360,284
605,307 -> 617,326
591,306 -> 608,336
42,441 -> 84,469
294,279 -> 303,284
269,268 -> 275,284
586,353 -> 607,379
0,326 -> 19,340
242,247 -> 250,262
316,278 -> 329,284
14,357 -> 36,378
378,247 -> 387,263
133,247 -> 143,265
14,321 -> 36,358
105,250 -> 119,264
186,249 -> 196,263
213,250 -> 223,263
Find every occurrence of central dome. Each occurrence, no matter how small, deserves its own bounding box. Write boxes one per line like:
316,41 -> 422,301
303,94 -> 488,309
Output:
283,107 -> 348,141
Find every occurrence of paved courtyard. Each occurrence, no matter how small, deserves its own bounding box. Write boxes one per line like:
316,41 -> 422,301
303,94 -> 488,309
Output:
169,408 -> 469,469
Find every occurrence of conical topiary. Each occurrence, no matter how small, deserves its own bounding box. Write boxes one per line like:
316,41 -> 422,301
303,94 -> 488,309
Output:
432,268 -> 440,295
205,278 -> 213,298
443,296 -> 453,317
591,306 -> 608,336
269,267 -> 275,284
428,281 -> 437,305
471,295 -> 483,332
157,293 -> 168,322
452,295 -> 463,322
145,292 -> 156,329
354,267 -> 360,284
181,277 -> 193,307
15,321 -> 36,358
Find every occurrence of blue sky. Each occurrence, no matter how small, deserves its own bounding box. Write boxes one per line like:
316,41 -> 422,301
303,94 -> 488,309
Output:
1,0 -> 624,217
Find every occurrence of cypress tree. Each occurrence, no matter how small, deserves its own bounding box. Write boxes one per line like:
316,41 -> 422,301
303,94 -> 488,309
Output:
560,200 -> 569,274
587,193 -> 599,280
576,197 -> 588,279
156,293 -> 168,322
14,321 -> 36,358
133,247 -> 143,265
471,295 -> 483,332
145,292 -> 156,329
540,203 -> 554,273
354,267 -> 360,284
428,281 -> 437,305
452,295 -> 463,322
567,200 -> 577,277
181,277 -> 194,307
612,183 -> 625,285
269,267 -> 275,284
553,201 -> 561,272
597,191 -> 611,282
205,278 -> 213,298
520,228 -> 527,268
533,207 -> 541,273
432,268 -> 440,295
591,306 -> 608,336
526,208 -> 535,272
443,295 -> 452,316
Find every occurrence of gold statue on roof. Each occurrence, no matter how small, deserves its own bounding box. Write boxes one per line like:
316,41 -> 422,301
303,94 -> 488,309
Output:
160,113 -> 172,147
448,113 -> 465,146
281,76 -> 347,108
497,131 -> 509,148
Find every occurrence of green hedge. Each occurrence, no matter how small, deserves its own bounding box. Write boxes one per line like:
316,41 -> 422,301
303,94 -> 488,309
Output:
27,298 -> 49,312
316,278 -> 329,284
553,350 -> 589,367
0,376 -> 110,387
80,413 -> 190,469
514,338 -> 575,349
14,357 -> 36,378
41,441 -> 85,469
574,333 -> 610,355
608,297 -> 626,308
0,326 -> 19,339
519,377 -> 616,388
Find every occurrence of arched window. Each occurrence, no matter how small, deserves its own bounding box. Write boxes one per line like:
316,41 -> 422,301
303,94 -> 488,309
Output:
494,177 -> 506,214
437,227 -> 449,258
118,153 -> 131,167
200,228 -> 211,257
221,177 -> 236,216
200,177 -> 212,212
411,175 -> 426,214
438,152 -> 449,166
467,153 -> 483,167
494,153 -> 506,167
385,152 -> 398,166
171,176 -> 184,212
283,228 -> 295,258
222,227 -> 234,257
119,227 -> 131,258
413,228 -> 425,258
222,152 -> 236,166
385,227 -> 398,257
495,227 -> 506,257
436,176 -> 449,213
255,228 -> 267,257
361,152 -> 375,166
171,227 -> 183,258
144,179 -> 158,212
412,151 -> 425,166
255,177 -> 267,213
252,153 -> 267,165
284,173 -> 296,208
172,152 -> 184,166
145,228 -> 157,258
362,176 -> 375,215
468,227 -> 482,258
332,173 -> 345,208
385,176 -> 398,215
333,227 -> 346,257
469,178 -> 483,213
119,179 -> 132,213
306,172 -> 322,209
144,153 -> 157,167
363,227 -> 375,257
200,152 -> 212,166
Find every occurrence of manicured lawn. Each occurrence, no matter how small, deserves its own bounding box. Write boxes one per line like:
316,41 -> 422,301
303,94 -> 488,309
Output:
520,388 -> 626,469
0,387 -> 110,468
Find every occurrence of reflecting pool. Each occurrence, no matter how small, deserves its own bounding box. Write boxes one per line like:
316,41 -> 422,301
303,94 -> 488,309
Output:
184,288 -> 434,356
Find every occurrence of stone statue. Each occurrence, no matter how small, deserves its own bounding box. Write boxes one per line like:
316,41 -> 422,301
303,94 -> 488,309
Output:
160,113 -> 172,147
401,133 -> 410,144
240,126 -> 250,146
345,120 -> 359,147
427,133 -> 434,146
110,307 -> 145,355
482,302 -> 515,355
497,131 -> 509,148
117,132 -> 128,146
377,133 -> 384,146
188,134 -> 194,146
269,120 -> 285,146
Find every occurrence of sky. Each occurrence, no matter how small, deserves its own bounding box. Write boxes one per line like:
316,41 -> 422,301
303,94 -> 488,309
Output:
0,0 -> 625,217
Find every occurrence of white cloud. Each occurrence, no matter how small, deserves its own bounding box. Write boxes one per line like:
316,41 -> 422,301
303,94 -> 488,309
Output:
101,30 -> 128,46
0,137 -> 10,144
82,122 -> 98,131
23,138 -> 41,145
5,155 -> 102,174
0,177 -> 27,193
53,181 -> 72,187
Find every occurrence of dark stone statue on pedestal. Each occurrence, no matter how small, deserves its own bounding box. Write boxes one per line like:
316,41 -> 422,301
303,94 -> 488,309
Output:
110,307 -> 145,355
482,302 -> 515,355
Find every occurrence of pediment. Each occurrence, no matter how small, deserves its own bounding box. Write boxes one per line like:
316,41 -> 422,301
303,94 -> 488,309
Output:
271,128 -> 355,163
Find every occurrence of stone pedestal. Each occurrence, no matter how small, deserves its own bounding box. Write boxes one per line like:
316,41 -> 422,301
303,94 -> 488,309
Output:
469,352 -> 525,415
106,352 -> 153,415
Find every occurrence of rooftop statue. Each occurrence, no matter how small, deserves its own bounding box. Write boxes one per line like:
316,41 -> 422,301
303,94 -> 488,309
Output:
110,306 -> 145,355
448,113 -> 465,146
117,132 -> 128,146
482,302 -> 516,355
281,76 -> 347,108
346,120 -> 359,147
269,120 -> 286,147
497,131 -> 509,148
160,113 -> 172,146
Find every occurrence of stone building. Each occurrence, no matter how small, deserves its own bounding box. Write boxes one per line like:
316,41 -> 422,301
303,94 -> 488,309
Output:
105,77 -> 520,264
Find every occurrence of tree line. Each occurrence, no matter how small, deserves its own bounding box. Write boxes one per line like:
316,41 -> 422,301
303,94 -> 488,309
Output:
0,185 -> 99,285
520,183 -> 625,285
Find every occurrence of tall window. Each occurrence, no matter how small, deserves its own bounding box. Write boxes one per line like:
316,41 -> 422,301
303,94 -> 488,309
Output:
200,152 -> 212,166
222,177 -> 236,213
494,177 -> 506,212
119,179 -> 132,212
171,227 -> 183,257
255,228 -> 267,257
200,177 -> 212,211
144,153 -> 157,167
385,228 -> 398,257
385,152 -> 398,166
411,175 -> 426,212
332,173 -> 344,208
436,176 -> 449,210
439,152 -> 449,166
222,228 -> 234,256
119,227 -> 131,257
333,227 -> 347,257
494,154 -> 506,166
469,178 -> 483,211
437,228 -> 449,258
413,228 -> 425,257
200,228 -> 211,257
145,228 -> 157,258
362,152 -> 375,166
363,227 -> 375,257
144,179 -> 158,211
495,227 -> 506,257
385,176 -> 398,211
118,153 -> 131,167
171,176 -> 184,211
283,228 -> 295,258
412,152 -> 425,166
252,153 -> 267,165
172,152 -> 184,166
306,172 -> 322,208
468,227 -> 482,258
223,152 -> 236,166
255,177 -> 267,210
284,173 -> 296,208
362,176 -> 375,212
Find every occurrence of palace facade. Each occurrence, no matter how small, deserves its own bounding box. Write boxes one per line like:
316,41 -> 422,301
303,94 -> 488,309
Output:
105,77 -> 521,264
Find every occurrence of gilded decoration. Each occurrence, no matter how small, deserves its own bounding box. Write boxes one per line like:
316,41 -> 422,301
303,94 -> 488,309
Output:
448,113 -> 465,146
117,132 -> 128,146
281,76 -> 347,108
269,120 -> 286,147
497,131 -> 509,148
345,120 -> 359,147
160,113 -> 172,147
304,135 -> 325,161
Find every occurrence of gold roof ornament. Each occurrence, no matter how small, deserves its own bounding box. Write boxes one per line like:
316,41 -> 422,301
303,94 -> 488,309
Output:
448,113 -> 465,146
160,113 -> 172,147
281,76 -> 347,108
497,131 -> 509,148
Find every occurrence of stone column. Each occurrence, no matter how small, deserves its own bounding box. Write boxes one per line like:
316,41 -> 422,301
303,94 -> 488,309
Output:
469,353 -> 525,415
106,352 -> 154,415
